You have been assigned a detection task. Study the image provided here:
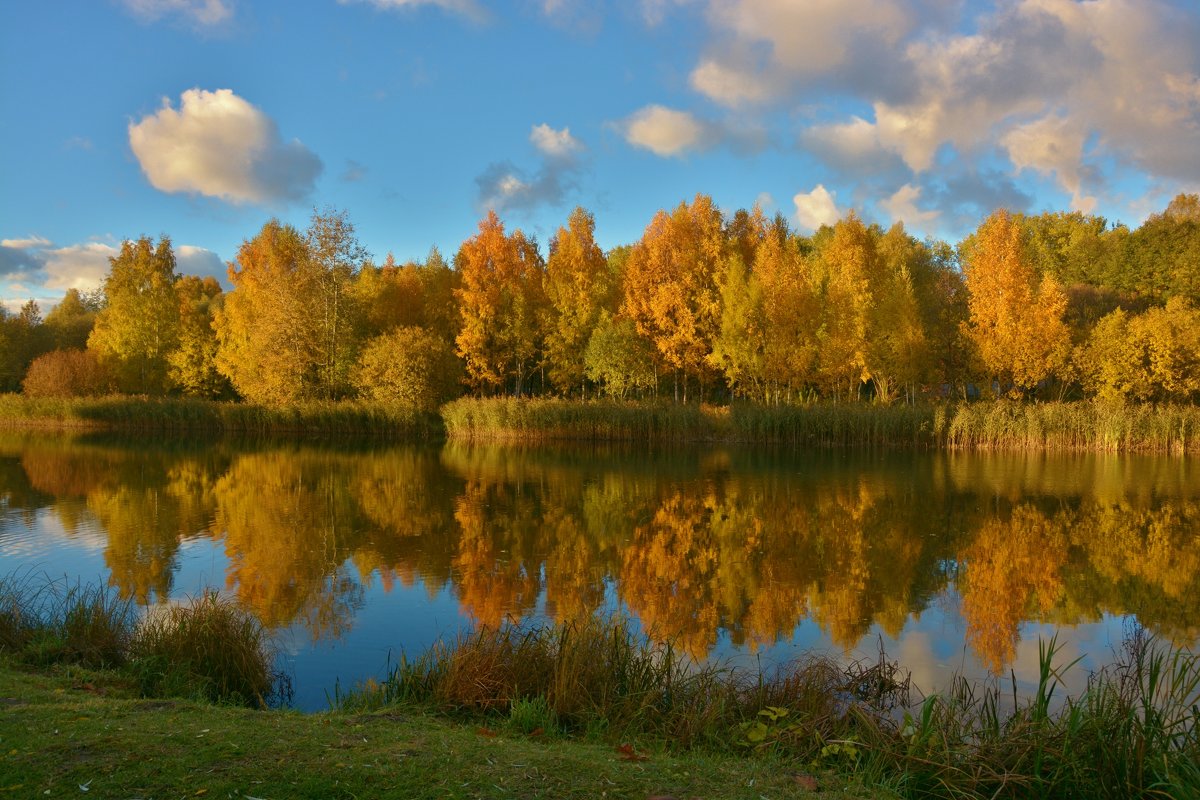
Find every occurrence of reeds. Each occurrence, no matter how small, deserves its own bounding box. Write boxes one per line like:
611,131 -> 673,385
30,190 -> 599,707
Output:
0,573 -> 282,707
0,394 -> 440,438
336,618 -> 1199,799
130,592 -> 280,707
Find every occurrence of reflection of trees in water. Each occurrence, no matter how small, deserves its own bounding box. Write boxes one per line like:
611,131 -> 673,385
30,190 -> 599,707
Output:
4,438 -> 1200,672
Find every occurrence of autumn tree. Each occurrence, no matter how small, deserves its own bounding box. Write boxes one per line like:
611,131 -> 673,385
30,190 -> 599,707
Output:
44,289 -> 99,351
305,208 -> 368,398
871,224 -> 931,402
214,220 -> 322,405
454,211 -> 546,396
757,222 -> 820,401
962,210 -> 1071,395
0,300 -> 49,391
621,194 -> 726,402
87,236 -> 180,394
352,326 -> 462,410
543,207 -> 613,395
811,214 -> 884,399
168,276 -> 231,398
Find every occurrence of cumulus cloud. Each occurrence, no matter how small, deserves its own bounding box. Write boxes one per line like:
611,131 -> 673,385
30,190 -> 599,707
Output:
128,88 -> 322,205
621,105 -> 710,157
337,0 -> 486,22
793,185 -> 842,231
177,246 -> 229,287
688,0 -> 1200,221
41,243 -> 120,292
476,123 -> 588,213
121,0 -> 233,27
0,237 -> 229,297
530,124 -> 581,158
880,183 -> 940,230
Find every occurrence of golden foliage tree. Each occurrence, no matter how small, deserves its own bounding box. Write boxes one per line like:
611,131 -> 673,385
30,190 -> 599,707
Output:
352,326 -> 462,410
454,211 -> 546,396
214,221 -> 321,405
87,236 -> 180,394
962,210 -> 1071,394
543,207 -> 612,395
168,276 -> 230,398
621,194 -> 726,402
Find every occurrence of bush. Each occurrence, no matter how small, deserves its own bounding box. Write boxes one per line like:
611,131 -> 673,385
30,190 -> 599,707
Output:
22,348 -> 110,398
352,326 -> 463,411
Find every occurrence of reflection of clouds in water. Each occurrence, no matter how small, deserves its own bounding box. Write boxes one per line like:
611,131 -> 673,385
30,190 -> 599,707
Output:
0,506 -> 106,560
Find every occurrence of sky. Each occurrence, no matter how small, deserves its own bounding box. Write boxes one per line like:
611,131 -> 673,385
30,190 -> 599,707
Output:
2,0 -> 1199,313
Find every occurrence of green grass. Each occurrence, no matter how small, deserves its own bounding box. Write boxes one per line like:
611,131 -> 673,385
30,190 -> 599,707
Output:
0,659 -> 861,800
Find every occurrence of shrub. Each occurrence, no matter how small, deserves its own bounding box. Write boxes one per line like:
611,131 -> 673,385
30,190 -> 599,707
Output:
22,348 -> 110,398
352,326 -> 463,411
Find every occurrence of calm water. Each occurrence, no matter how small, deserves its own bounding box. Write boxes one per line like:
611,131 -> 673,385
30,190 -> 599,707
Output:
2,432 -> 1197,710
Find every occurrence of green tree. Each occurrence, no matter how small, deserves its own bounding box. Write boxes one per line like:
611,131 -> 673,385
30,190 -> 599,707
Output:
543,207 -> 613,395
44,289 -> 99,351
87,236 -> 180,395
584,312 -> 656,399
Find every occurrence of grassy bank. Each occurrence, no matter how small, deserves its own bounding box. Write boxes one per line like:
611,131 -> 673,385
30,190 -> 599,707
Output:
0,394 -> 440,438
336,618 -> 1200,800
0,661 -> 851,800
443,397 -> 1200,453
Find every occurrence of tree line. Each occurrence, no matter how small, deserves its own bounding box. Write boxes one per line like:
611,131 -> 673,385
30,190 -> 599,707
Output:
3,193 -> 1199,407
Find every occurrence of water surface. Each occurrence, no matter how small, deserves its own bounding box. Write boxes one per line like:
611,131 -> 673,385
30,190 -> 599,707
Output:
2,432 -> 1196,710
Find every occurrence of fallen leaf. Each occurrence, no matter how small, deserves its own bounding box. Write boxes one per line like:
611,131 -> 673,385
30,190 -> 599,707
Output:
194,790 -> 208,797
528,727 -> 544,737
793,773 -> 820,791
476,727 -> 498,738
616,744 -> 649,762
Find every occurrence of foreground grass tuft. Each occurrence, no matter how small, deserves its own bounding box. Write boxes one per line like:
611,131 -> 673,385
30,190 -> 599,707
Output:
0,574 -> 280,707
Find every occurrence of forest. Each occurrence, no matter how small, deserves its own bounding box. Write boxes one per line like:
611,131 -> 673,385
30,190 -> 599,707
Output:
2,193 -> 1199,410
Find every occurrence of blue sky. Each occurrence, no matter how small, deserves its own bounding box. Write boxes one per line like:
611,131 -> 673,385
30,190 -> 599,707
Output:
2,0 -> 1198,312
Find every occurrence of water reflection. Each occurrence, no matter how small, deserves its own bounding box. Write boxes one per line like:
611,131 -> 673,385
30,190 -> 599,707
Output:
2,434 -> 1198,684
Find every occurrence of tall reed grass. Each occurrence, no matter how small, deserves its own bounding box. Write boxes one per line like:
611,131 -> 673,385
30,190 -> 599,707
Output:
445,397 -> 1200,453
0,573 -> 283,707
0,394 -> 440,438
336,617 -> 1200,799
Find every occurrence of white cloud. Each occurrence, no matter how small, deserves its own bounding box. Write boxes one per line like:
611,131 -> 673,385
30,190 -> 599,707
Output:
1,236 -> 52,250
121,0 -> 233,27
793,185 -> 842,231
128,88 -> 322,205
176,246 -> 229,287
338,0 -> 485,22
689,59 -> 772,106
621,105 -> 707,157
880,183 -> 940,229
42,243 -> 119,292
1001,113 -> 1097,213
530,124 -> 581,158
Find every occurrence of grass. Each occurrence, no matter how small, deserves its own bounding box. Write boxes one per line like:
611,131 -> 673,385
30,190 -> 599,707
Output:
333,617 -> 1200,800
0,660 -> 858,800
0,573 -> 280,708
0,393 -> 441,438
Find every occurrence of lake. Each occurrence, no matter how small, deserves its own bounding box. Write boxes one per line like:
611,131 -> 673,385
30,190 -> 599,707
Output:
2,431 -> 1197,710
